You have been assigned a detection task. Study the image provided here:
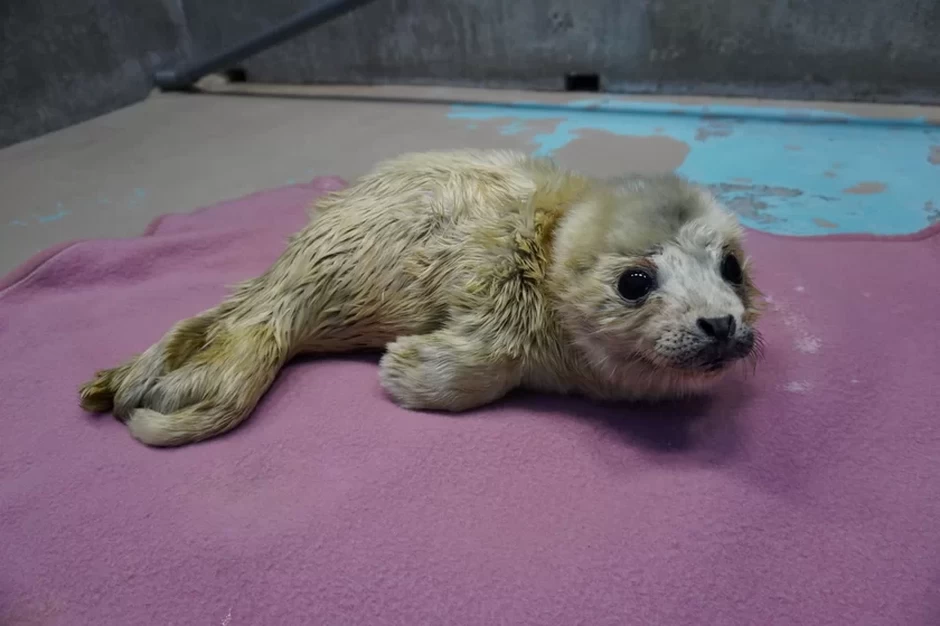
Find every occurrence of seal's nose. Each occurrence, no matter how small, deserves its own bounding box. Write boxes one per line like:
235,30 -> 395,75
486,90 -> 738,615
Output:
697,315 -> 736,342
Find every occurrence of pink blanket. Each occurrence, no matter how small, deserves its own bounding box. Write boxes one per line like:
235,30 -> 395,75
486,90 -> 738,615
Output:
2,178 -> 939,625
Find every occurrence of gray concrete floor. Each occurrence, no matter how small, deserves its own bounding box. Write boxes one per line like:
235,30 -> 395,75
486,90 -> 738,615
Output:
2,85 -> 938,275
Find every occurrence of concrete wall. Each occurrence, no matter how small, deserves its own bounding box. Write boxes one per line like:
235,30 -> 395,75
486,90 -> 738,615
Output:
2,0 -> 940,148
0,0 -> 190,148
187,0 -> 940,102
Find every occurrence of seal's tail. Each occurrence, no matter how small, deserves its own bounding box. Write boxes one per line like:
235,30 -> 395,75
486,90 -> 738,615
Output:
79,308 -> 288,447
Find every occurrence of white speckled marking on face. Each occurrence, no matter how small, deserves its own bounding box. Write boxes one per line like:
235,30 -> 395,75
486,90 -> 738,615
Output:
653,220 -> 746,329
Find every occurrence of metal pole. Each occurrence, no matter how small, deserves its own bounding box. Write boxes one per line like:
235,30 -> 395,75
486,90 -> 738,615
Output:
153,0 -> 382,91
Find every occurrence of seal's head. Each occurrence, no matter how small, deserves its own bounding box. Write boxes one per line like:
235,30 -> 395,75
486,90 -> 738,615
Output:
551,173 -> 764,397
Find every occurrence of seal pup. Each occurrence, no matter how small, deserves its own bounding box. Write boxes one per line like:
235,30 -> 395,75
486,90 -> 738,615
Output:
79,150 -> 763,446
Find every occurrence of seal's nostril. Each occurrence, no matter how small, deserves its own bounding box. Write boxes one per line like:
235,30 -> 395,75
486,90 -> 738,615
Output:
697,315 -> 735,341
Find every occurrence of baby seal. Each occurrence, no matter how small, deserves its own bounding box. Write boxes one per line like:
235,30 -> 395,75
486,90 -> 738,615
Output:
79,149 -> 763,447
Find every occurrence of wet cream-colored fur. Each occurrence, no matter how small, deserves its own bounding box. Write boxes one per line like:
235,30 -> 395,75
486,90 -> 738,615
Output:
79,150 -> 763,447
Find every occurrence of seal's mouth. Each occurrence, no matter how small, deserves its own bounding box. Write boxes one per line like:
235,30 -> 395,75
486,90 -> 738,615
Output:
701,358 -> 733,373
634,352 -> 738,377
656,334 -> 760,376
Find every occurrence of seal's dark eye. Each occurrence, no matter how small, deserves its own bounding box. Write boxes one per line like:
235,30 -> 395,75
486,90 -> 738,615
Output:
720,252 -> 743,285
617,269 -> 655,302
